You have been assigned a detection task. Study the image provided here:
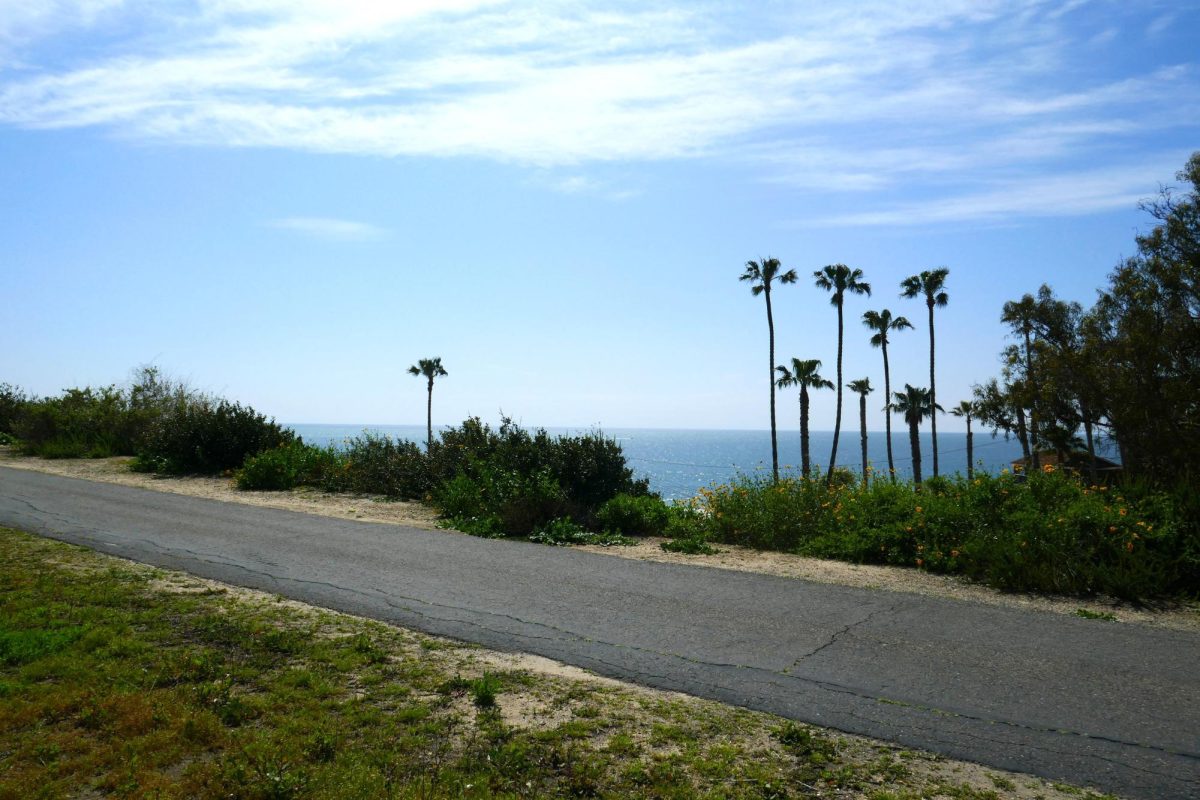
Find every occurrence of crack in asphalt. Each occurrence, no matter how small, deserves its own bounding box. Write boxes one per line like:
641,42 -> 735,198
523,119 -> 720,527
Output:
782,602 -> 901,672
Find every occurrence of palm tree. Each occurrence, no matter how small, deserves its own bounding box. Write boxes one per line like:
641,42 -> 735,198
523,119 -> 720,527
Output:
950,400 -> 975,480
814,264 -> 871,484
900,268 -> 949,477
847,378 -> 873,485
862,309 -> 913,480
775,358 -> 833,477
407,357 -> 447,451
891,384 -> 942,484
741,258 -> 798,482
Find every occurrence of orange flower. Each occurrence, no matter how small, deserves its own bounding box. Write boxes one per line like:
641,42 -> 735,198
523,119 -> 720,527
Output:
916,558 -> 924,566
950,549 -> 959,558
914,506 -> 923,514
1126,541 -> 1134,552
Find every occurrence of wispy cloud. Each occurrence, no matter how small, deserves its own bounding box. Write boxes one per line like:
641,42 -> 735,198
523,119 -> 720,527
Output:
267,217 -> 386,241
803,160 -> 1180,227
1,1 -> 1196,225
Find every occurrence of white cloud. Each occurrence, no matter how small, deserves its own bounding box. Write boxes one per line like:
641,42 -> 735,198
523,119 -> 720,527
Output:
267,217 -> 386,241
803,161 -> 1180,227
0,1 -> 1196,224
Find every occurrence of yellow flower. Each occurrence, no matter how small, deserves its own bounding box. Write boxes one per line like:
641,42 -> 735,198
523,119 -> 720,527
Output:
1108,526 -> 1117,533
1118,508 -> 1127,516
914,506 -> 923,514
1126,541 -> 1134,552
950,549 -> 959,558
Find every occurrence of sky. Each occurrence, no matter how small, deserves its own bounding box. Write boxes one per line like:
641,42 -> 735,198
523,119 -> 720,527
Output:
1,0 -> 1198,432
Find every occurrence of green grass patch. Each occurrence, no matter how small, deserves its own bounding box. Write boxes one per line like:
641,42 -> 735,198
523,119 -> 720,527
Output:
0,527 -> 1114,799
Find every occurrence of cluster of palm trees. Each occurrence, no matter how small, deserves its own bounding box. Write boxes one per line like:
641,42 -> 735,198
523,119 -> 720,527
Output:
742,259 -> 956,484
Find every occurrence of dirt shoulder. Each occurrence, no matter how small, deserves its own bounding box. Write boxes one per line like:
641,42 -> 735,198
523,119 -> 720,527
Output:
4,447 -> 1197,632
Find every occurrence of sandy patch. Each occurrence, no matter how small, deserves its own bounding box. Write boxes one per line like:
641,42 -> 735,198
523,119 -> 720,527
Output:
6,447 -> 1197,633
0,448 -> 439,529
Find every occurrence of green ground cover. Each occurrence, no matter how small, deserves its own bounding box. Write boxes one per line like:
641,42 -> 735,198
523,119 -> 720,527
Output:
0,528 -> 1114,800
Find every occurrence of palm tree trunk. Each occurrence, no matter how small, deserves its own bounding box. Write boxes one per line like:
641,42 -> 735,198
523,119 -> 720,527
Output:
965,416 -> 974,481
909,419 -> 922,484
426,378 -> 434,452
927,301 -> 939,478
827,301 -> 844,484
859,392 -> 868,486
882,341 -> 895,481
766,287 -> 779,483
800,388 -> 811,477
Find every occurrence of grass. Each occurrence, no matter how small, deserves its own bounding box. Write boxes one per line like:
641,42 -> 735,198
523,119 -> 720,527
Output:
0,527 -> 1119,800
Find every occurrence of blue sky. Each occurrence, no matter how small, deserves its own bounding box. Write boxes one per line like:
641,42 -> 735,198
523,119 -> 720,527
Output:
2,1 -> 1197,431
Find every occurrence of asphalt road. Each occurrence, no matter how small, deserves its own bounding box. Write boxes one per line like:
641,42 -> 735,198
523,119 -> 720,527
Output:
1,466 -> 1197,799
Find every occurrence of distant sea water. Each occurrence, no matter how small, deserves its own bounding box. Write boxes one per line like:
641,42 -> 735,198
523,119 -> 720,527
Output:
286,423 -> 1045,501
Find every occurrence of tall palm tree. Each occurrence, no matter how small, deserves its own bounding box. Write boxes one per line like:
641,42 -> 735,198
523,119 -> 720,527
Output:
407,357 -> 447,451
891,384 -> 942,484
847,378 -> 873,485
814,264 -> 871,484
862,309 -> 913,480
741,258 -> 798,482
950,400 -> 975,480
900,268 -> 949,477
775,358 -> 833,477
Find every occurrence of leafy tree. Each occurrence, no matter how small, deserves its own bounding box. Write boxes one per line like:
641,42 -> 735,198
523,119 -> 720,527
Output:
901,268 -> 949,477
862,309 -> 913,480
847,378 -> 873,485
775,358 -> 833,476
1001,293 -> 1042,469
741,258 -> 798,481
408,357 -> 448,452
949,400 -> 975,480
814,264 -> 871,484
891,384 -> 941,484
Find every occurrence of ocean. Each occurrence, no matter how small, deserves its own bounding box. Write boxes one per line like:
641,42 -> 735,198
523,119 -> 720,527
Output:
286,423 -> 1037,500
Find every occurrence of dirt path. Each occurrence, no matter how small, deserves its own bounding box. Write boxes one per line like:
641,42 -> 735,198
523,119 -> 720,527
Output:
4,447 -> 1196,632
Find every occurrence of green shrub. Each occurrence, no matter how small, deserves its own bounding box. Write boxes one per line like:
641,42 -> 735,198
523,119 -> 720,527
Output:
429,417 -> 650,521
529,518 -> 636,547
139,398 -> 294,474
595,494 -> 671,536
320,432 -> 429,499
693,469 -> 1188,599
237,441 -> 337,491
0,431 -> 16,446
436,466 -> 568,536
15,386 -> 137,458
0,383 -> 30,436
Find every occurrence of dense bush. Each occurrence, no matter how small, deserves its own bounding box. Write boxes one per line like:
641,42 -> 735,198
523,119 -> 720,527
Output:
237,441 -> 338,491
321,432 -> 430,499
694,468 -> 1193,599
0,383 -> 29,437
136,398 -> 294,474
595,493 -> 670,536
14,386 -> 135,458
427,417 -> 651,535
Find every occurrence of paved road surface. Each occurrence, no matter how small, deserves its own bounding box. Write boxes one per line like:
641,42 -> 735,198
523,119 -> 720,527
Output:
1,466 -> 1197,799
